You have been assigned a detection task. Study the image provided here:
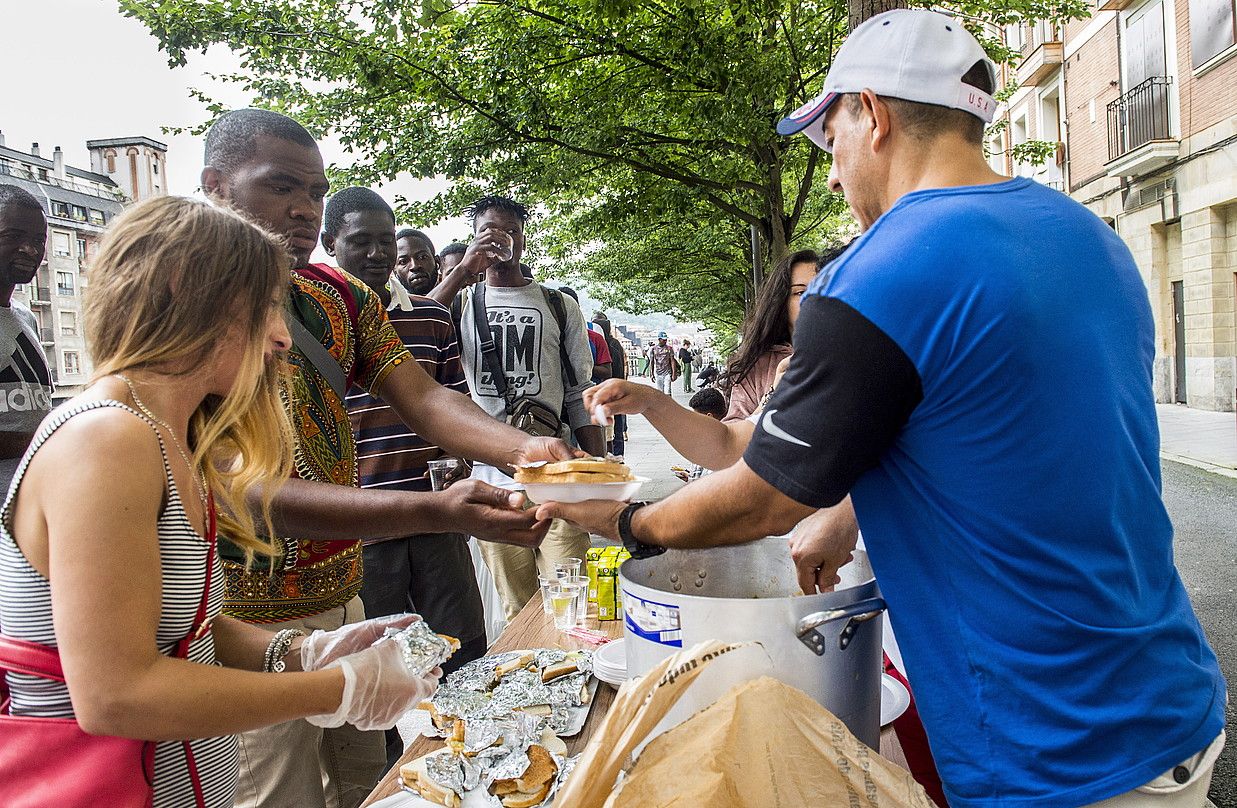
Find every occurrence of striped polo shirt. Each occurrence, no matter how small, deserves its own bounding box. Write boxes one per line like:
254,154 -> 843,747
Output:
346,282 -> 468,525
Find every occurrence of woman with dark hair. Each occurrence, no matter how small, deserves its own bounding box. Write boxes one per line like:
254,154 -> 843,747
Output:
721,248 -> 821,422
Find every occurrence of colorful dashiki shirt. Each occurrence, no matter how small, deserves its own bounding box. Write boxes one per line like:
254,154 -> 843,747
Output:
221,264 -> 410,623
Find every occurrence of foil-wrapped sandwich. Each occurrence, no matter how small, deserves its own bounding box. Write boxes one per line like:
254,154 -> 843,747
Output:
379,621 -> 460,677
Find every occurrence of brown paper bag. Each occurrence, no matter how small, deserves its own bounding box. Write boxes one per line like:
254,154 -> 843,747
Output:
604,675 -> 935,808
553,639 -> 749,808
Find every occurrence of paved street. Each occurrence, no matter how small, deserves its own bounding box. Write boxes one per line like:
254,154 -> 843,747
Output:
1164,460 -> 1237,806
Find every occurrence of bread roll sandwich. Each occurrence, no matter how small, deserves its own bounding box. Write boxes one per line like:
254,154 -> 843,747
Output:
400,758 -> 461,808
489,744 -> 558,808
514,457 -> 633,484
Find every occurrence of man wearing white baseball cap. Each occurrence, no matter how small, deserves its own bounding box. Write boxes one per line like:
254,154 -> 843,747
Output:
540,8 -> 1226,807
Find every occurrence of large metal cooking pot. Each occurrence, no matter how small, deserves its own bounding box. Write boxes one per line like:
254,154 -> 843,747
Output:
621,536 -> 886,747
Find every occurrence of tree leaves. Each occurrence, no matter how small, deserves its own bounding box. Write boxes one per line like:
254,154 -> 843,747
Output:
119,0 -> 1087,334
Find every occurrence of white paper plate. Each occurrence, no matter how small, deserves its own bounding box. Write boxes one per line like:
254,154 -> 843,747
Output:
520,477 -> 648,504
592,639 -> 627,687
881,673 -> 911,727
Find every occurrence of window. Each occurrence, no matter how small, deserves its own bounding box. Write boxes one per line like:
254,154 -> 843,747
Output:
153,161 -> 159,175
51,201 -> 68,218
88,209 -> 105,226
76,238 -> 87,259
59,311 -> 77,336
70,206 -> 87,222
986,129 -> 1006,174
1190,0 -> 1236,65
1011,114 -> 1030,176
63,351 -> 80,376
1125,0 -> 1168,88
52,232 -> 71,257
56,271 -> 75,296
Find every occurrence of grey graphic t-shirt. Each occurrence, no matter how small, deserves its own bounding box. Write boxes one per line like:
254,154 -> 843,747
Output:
455,281 -> 594,434
0,302 -> 54,491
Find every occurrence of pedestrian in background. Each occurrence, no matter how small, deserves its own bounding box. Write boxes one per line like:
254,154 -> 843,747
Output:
678,338 -> 695,392
648,332 -> 677,395
592,313 -> 628,456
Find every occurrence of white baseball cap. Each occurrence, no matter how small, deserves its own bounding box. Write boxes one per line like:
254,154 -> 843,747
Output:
777,9 -> 997,149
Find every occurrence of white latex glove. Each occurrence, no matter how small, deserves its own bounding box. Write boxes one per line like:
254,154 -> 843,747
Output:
300,613 -> 421,672
306,639 -> 442,731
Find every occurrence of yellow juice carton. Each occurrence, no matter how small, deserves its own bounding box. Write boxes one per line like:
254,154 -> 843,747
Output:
586,547 -> 604,604
596,563 -> 619,621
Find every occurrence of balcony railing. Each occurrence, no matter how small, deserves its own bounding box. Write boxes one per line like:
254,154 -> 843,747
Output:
1107,76 -> 1173,162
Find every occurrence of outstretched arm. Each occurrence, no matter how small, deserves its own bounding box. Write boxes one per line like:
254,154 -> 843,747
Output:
586,380 -> 753,469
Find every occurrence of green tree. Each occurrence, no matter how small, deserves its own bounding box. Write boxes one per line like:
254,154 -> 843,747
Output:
120,0 -> 1085,334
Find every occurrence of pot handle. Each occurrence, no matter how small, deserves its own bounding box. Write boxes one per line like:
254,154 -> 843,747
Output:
795,597 -> 886,656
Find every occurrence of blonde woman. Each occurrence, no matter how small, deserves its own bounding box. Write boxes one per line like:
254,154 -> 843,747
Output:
0,197 -> 437,807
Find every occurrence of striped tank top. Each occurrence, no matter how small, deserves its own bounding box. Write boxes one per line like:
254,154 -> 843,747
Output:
0,400 -> 237,808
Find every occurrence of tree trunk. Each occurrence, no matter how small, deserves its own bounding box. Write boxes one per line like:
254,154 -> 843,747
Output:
848,0 -> 906,31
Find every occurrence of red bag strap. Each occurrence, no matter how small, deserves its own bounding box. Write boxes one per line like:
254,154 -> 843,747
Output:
0,633 -> 65,682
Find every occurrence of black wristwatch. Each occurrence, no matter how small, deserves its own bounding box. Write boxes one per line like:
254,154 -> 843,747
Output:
618,501 -> 665,559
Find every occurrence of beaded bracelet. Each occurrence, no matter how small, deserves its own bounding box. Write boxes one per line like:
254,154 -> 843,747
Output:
263,628 -> 306,673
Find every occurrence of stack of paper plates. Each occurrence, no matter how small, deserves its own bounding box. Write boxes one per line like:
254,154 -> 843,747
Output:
592,638 -> 627,687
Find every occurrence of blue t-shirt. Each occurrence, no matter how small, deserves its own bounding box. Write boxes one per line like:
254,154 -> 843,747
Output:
745,178 -> 1225,808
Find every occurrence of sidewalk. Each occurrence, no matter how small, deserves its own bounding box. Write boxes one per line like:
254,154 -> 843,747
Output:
617,379 -> 697,502
1157,403 -> 1237,479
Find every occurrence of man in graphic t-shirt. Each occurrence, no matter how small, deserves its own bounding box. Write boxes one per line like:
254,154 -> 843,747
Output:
541,11 -> 1225,807
453,195 -> 604,620
0,186 -> 54,492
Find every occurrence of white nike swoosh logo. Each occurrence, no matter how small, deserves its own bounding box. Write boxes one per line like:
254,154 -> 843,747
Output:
761,409 -> 811,447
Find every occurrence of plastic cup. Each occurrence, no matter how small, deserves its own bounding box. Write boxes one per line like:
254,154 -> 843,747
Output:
554,557 -> 583,580
568,575 -> 590,625
538,574 -> 558,614
550,581 -> 582,630
427,458 -> 461,491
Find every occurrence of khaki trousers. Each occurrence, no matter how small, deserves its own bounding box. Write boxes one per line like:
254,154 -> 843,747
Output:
477,518 -> 591,621
1081,732 -> 1224,808
232,597 -> 386,808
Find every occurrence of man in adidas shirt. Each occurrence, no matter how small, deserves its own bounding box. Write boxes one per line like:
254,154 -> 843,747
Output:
0,185 -> 54,492
539,11 -> 1225,807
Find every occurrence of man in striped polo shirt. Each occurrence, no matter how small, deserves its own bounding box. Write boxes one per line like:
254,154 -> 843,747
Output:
324,188 -> 488,768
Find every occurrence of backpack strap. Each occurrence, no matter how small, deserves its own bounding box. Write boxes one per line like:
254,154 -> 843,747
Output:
542,288 -> 579,389
472,284 -> 515,413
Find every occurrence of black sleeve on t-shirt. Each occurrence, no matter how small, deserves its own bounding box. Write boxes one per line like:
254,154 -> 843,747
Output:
743,295 -> 924,509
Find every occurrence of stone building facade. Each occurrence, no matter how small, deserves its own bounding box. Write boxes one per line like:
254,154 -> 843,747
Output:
0,133 -> 167,400
990,0 -> 1237,410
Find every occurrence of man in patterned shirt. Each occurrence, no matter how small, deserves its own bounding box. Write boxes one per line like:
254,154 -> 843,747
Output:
201,109 -> 576,808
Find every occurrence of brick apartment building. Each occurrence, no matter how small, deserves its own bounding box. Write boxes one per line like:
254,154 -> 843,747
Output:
989,0 -> 1237,410
0,134 -> 167,400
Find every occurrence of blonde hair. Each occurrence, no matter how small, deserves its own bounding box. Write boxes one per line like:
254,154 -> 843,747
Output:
85,196 -> 294,563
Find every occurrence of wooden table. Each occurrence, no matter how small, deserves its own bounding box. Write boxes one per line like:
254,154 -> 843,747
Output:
362,597 -> 905,806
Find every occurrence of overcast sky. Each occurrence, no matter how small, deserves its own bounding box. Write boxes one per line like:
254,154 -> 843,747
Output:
1,0 -> 468,251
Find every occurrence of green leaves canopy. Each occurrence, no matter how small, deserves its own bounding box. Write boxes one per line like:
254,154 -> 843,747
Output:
120,0 -> 1085,333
